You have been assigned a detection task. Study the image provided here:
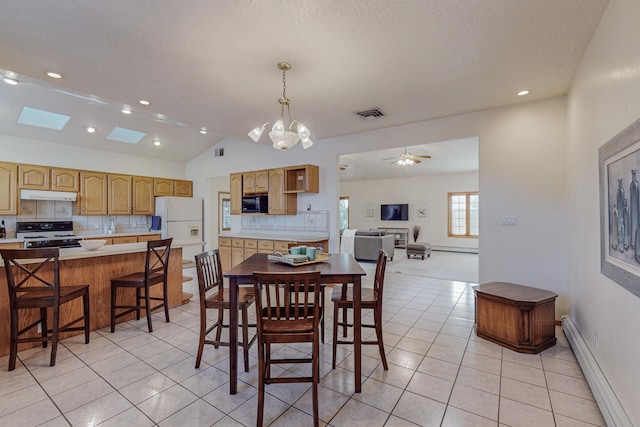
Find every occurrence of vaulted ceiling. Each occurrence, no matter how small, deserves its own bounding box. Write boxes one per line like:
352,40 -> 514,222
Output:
0,0 -> 607,173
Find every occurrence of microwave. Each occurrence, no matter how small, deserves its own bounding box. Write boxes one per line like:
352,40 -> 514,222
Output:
242,195 -> 269,213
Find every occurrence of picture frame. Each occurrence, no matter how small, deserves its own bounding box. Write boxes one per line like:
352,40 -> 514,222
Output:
599,116 -> 640,297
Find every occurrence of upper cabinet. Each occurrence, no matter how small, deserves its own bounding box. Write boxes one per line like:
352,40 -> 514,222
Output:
0,162 -> 18,215
79,171 -> 108,215
108,175 -> 154,215
18,165 -> 80,192
230,173 -> 243,215
268,168 -> 296,215
153,178 -> 192,197
243,170 -> 269,194
173,180 -> 193,197
284,164 -> 319,193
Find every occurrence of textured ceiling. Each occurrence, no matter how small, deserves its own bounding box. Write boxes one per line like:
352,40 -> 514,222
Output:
0,0 -> 608,164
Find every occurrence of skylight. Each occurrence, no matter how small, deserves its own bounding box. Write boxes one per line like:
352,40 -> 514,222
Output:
106,127 -> 146,144
17,107 -> 70,130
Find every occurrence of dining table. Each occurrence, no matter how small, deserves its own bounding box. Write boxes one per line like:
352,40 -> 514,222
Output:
223,252 -> 367,394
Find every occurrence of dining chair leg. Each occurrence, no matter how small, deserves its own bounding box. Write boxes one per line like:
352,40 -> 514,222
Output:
9,307 -> 18,371
312,333 -> 320,427
50,305 -> 59,367
135,288 -> 141,320
145,289 -> 154,333
163,281 -> 170,322
215,310 -> 223,348
195,307 -> 207,368
241,305 -> 250,372
83,292 -> 90,343
375,307 -> 388,370
332,302 -> 339,369
110,285 -> 116,333
40,308 -> 48,347
320,286 -> 325,344
256,341 -> 266,427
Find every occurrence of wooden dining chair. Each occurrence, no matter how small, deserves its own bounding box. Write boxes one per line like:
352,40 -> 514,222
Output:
110,238 -> 172,333
332,249 -> 388,370
0,248 -> 90,371
252,271 -> 322,427
286,242 -> 326,343
194,249 -> 256,371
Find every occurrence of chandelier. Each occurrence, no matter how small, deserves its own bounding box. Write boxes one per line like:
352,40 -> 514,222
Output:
248,62 -> 313,150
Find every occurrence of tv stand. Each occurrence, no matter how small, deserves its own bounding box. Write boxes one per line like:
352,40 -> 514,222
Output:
378,227 -> 409,248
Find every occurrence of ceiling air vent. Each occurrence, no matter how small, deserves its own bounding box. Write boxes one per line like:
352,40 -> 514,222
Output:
356,108 -> 385,120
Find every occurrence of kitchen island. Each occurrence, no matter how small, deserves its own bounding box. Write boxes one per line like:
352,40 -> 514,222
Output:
0,241 -> 198,357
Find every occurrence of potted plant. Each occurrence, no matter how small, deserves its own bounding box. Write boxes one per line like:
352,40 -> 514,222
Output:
412,225 -> 420,242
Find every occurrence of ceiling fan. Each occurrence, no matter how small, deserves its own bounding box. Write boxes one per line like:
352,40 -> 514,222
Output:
382,147 -> 432,165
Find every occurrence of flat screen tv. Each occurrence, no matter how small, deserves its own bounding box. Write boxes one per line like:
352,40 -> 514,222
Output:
381,203 -> 409,221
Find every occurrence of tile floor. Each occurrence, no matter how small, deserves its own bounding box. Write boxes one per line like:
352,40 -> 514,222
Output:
0,252 -> 605,426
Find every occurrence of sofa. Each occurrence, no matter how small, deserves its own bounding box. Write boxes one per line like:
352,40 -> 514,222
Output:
349,229 -> 395,261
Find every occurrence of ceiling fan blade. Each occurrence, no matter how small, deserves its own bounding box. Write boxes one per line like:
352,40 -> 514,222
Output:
381,157 -> 398,161
413,155 -> 432,159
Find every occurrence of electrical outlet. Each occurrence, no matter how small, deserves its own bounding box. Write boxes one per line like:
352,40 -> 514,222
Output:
501,215 -> 517,225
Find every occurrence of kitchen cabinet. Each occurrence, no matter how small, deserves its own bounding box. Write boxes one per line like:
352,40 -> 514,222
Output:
51,168 -> 80,192
108,174 -> 132,215
0,162 -> 18,215
0,242 -> 22,249
153,178 -> 193,197
18,165 -> 79,192
284,164 -> 319,193
173,180 -> 193,197
218,236 -> 232,271
108,175 -> 154,215
242,170 -> 269,194
79,171 -> 108,215
18,164 -> 49,190
85,233 -> 160,245
132,176 -> 154,215
137,234 -> 161,242
230,173 -> 243,215
153,178 -> 173,196
268,168 -> 296,215
257,240 -> 274,253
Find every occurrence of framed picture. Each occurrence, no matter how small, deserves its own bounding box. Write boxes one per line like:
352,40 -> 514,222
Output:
365,208 -> 374,218
414,205 -> 430,222
599,117 -> 640,297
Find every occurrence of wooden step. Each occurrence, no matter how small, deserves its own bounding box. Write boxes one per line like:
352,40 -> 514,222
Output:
182,275 -> 193,283
181,291 -> 193,305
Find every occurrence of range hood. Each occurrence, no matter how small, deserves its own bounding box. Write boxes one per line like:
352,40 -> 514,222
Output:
20,189 -> 77,202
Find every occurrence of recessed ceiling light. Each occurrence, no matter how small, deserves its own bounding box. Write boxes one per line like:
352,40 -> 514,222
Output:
153,140 -> 162,146
200,127 -> 208,135
518,90 -> 530,96
122,106 -> 132,114
85,126 -> 96,133
3,77 -> 18,85
46,71 -> 62,79
139,99 -> 150,106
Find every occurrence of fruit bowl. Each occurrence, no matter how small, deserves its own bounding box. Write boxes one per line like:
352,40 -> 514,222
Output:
79,239 -> 107,251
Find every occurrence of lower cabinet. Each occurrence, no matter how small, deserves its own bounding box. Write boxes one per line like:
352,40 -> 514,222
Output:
84,234 -> 160,245
218,237 -> 328,270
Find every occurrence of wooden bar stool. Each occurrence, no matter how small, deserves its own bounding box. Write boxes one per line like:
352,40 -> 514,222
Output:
0,248 -> 90,371
110,238 -> 172,333
252,271 -> 322,427
332,249 -> 388,370
194,249 -> 256,371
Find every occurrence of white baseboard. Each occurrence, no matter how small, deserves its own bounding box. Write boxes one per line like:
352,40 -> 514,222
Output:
431,245 -> 479,254
561,316 -> 633,427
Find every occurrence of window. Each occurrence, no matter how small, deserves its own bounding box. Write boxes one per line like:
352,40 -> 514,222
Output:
448,192 -> 479,238
219,192 -> 231,233
339,197 -> 349,231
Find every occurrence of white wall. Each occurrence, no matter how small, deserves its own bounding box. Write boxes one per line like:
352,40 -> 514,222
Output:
340,172 -> 479,250
0,135 -> 186,178
567,0 -> 640,423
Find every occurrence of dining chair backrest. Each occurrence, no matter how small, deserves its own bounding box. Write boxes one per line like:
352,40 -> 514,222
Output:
2,247 -> 61,306
373,249 -> 387,300
145,238 -> 172,282
194,249 -> 223,298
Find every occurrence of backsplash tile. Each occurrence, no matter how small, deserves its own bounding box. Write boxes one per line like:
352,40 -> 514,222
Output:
241,211 -> 329,234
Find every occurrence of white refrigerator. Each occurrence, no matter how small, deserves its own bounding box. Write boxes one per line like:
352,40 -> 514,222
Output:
154,196 -> 204,265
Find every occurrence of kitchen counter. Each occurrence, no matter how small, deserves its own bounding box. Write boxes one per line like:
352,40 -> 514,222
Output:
79,230 -> 162,239
219,232 -> 329,243
0,241 -> 186,356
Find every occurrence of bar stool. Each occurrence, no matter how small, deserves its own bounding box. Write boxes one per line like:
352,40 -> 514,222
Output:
110,238 -> 172,333
0,248 -> 90,371
332,249 -> 388,370
194,249 -> 256,371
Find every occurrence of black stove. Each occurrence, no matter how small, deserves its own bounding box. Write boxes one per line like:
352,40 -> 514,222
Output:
16,221 -> 83,248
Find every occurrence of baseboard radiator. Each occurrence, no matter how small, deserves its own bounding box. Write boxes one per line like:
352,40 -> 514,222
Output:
431,245 -> 478,254
561,316 -> 633,427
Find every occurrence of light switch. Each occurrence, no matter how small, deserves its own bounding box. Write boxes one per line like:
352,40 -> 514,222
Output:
501,215 -> 517,225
